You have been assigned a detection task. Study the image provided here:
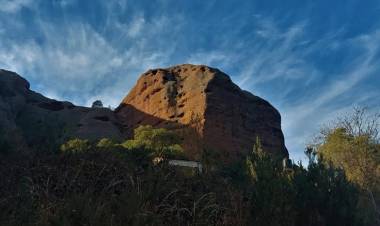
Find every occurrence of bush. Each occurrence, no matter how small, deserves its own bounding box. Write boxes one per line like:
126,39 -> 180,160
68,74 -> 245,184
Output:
122,125 -> 184,159
60,138 -> 91,153
96,138 -> 115,150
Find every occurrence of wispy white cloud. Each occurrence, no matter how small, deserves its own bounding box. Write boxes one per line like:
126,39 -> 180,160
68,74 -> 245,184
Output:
58,0 -> 76,7
126,16 -> 146,38
0,3 -> 183,107
0,0 -> 34,13
281,30 -> 380,162
187,51 -> 230,68
0,33 -> 170,107
235,19 -> 317,90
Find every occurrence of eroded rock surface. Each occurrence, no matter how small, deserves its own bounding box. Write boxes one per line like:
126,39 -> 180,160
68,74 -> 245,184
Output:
116,64 -> 288,160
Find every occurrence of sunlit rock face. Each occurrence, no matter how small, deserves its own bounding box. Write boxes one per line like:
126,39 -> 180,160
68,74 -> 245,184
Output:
116,64 -> 288,160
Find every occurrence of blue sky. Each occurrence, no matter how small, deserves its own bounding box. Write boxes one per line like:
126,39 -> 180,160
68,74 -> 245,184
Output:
1,0 -> 379,162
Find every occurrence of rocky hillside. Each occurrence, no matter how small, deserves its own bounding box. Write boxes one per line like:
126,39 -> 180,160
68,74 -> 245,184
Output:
0,69 -> 121,151
0,65 -> 287,159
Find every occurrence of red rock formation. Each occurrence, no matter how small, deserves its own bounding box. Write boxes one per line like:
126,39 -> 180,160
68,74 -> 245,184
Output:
116,64 -> 288,160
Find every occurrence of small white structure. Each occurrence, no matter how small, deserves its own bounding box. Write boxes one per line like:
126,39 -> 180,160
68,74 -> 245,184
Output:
168,160 -> 203,173
282,158 -> 288,169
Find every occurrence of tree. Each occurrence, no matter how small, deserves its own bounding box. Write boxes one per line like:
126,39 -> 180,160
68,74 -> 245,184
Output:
293,155 -> 360,226
314,108 -> 380,189
243,138 -> 297,226
122,125 -> 183,159
313,107 -> 380,224
318,128 -> 379,189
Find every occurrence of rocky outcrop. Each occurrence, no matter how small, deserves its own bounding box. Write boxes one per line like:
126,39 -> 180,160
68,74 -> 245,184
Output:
116,64 -> 288,160
1,65 -> 288,160
0,69 -> 122,151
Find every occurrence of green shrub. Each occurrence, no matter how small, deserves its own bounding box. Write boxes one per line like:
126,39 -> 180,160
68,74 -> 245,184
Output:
122,125 -> 183,159
96,138 -> 115,150
60,138 -> 91,153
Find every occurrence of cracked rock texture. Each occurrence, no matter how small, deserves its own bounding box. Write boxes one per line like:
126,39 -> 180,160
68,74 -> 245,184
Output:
116,64 -> 288,160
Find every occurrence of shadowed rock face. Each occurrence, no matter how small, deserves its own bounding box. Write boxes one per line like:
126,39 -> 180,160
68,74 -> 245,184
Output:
116,64 -> 288,160
0,69 -> 122,151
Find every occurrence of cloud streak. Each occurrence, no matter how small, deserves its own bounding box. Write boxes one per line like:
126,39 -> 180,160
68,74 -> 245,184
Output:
0,2 -> 184,107
0,0 -> 34,13
281,30 -> 380,162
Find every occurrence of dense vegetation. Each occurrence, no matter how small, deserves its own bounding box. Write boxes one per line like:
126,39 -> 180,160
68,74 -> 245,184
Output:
0,108 -> 379,226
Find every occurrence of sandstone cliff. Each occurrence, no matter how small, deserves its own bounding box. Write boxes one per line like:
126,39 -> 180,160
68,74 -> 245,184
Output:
116,64 -> 288,160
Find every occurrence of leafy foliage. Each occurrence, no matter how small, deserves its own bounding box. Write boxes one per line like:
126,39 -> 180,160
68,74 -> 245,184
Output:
123,125 -> 183,159
312,107 -> 380,225
60,138 -> 91,153
318,128 -> 380,190
96,138 -> 116,150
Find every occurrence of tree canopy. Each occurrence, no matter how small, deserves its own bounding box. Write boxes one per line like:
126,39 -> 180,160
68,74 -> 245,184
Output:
313,107 -> 380,224
122,125 -> 183,158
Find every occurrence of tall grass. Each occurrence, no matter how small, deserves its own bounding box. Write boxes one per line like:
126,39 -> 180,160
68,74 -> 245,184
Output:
0,149 -> 246,226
